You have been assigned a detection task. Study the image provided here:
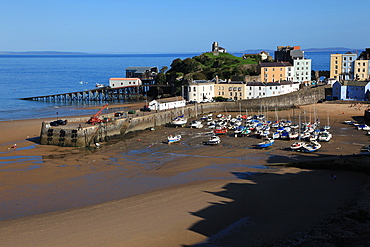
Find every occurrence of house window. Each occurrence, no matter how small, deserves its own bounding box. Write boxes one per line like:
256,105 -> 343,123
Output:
230,92 -> 232,96
233,87 -> 237,91
189,87 -> 191,92
193,87 -> 196,92
238,87 -> 241,91
229,87 -> 232,91
265,68 -> 268,72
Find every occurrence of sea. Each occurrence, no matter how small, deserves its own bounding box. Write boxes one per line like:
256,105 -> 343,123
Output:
0,51 -> 345,121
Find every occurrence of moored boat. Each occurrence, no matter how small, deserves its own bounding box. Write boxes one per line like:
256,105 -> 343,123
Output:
214,126 -> 228,135
301,141 -> 321,152
255,138 -> 274,148
207,135 -> 221,145
167,134 -> 181,144
290,141 -> 305,151
317,131 -> 332,142
172,116 -> 188,127
189,120 -> 203,129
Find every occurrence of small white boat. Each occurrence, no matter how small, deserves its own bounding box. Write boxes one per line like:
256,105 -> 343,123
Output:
301,141 -> 321,153
272,132 -> 280,139
95,83 -> 105,88
167,135 -> 181,144
290,141 -> 304,151
255,138 -> 274,148
172,116 -> 188,127
318,131 -> 332,142
189,120 -> 203,129
207,135 -> 221,145
289,132 -> 299,140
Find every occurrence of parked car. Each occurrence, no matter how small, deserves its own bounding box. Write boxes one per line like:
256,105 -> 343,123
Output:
49,119 -> 67,126
114,112 -> 123,117
140,107 -> 151,112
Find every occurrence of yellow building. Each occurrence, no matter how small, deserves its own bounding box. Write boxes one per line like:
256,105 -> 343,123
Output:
330,52 -> 357,80
214,81 -> 245,101
330,54 -> 343,79
258,62 -> 293,83
354,60 -> 370,81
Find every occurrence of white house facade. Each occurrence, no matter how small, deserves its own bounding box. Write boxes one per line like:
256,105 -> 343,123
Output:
332,81 -> 370,101
280,81 -> 300,94
187,80 -> 215,102
293,58 -> 311,84
148,97 -> 186,111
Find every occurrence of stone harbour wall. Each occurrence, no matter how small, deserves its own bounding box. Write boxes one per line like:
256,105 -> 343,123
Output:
40,87 -> 326,147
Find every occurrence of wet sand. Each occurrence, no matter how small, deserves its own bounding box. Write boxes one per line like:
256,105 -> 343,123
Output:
0,102 -> 369,246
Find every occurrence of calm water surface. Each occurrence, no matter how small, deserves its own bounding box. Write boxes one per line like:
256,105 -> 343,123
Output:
0,51 -> 341,121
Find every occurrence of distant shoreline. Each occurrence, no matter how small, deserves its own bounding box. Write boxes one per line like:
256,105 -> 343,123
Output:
0,47 -> 363,56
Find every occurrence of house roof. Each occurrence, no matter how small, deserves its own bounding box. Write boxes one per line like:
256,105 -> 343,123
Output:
190,80 -> 214,84
259,62 -> 292,67
218,81 -> 244,85
154,96 -> 185,103
342,80 -> 370,87
125,67 -> 157,73
246,82 -> 265,86
109,78 -> 141,80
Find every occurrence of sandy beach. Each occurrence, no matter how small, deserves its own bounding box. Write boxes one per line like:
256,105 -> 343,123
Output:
0,102 -> 369,246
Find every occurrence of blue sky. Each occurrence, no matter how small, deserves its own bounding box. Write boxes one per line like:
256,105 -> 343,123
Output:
1,0 -> 369,53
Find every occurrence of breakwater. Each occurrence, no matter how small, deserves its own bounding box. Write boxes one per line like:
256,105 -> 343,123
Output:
39,86 -> 326,147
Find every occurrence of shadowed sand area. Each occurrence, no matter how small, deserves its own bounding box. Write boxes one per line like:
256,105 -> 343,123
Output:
0,102 -> 369,246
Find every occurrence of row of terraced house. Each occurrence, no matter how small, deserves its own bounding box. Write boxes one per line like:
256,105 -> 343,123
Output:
187,45 -> 310,102
329,48 -> 370,101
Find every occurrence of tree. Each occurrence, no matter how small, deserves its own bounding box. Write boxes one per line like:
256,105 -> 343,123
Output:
155,72 -> 166,84
160,66 -> 168,74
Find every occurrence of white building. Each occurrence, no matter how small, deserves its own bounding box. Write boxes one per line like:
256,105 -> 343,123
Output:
148,97 -> 186,111
245,82 -> 267,99
187,80 -> 215,102
109,78 -> 142,89
280,81 -> 300,94
293,58 -> 311,84
245,81 -> 299,99
264,82 -> 282,97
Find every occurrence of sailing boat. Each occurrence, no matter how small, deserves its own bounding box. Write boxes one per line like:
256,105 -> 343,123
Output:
291,113 -> 305,151
323,111 -> 331,130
